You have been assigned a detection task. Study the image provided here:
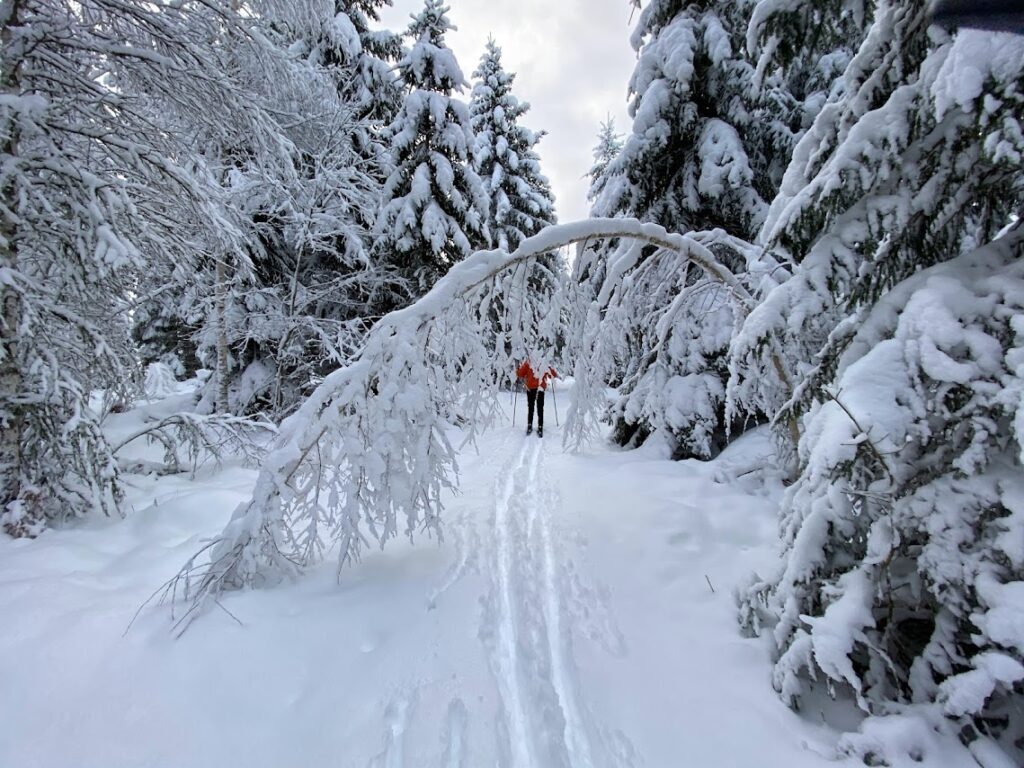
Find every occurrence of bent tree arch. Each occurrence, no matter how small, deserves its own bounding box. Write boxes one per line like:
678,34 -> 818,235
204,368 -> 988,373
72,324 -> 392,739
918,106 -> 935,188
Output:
168,218 -> 792,629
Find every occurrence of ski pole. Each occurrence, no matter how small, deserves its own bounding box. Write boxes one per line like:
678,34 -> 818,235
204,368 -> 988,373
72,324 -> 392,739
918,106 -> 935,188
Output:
513,379 -> 518,427
552,380 -> 560,427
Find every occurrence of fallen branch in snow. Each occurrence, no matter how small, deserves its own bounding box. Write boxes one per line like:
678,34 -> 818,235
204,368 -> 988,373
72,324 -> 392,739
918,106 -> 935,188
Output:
163,218 -> 787,631
113,413 -> 276,476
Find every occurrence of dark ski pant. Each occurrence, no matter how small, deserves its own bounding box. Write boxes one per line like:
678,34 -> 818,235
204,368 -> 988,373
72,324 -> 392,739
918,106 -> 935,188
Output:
526,388 -> 545,430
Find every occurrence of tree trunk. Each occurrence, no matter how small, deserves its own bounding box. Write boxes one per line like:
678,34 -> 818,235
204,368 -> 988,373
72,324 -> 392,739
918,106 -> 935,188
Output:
214,254 -> 231,414
0,0 -> 25,526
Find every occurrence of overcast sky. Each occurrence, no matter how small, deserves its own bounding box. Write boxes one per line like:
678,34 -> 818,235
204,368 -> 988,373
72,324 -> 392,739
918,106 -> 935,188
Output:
377,0 -> 638,224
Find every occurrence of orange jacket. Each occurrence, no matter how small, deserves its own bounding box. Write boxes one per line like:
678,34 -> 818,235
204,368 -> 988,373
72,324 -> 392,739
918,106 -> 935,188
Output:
516,361 -> 557,390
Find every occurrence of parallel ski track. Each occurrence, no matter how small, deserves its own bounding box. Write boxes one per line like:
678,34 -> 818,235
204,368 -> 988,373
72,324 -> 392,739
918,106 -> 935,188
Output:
486,435 -> 599,768
368,430 -> 629,768
491,439 -> 536,768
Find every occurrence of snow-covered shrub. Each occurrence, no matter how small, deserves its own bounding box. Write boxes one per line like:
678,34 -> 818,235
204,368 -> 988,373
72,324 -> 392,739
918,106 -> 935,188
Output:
114,412 -> 275,478
144,364 -> 182,401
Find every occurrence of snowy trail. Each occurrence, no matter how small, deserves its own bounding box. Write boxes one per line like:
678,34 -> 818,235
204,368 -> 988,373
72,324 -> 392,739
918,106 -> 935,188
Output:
531,445 -> 596,768
482,434 -> 615,768
4,407 -> 918,768
487,438 -> 536,768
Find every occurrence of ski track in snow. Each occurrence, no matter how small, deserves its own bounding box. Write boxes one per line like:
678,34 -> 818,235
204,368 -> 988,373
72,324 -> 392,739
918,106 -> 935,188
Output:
481,435 -> 631,768
349,431 -> 632,767
531,446 -> 595,768
488,438 -> 535,768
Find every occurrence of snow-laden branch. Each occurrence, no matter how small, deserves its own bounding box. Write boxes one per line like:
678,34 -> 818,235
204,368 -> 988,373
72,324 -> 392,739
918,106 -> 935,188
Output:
166,218 -> 759,629
113,413 -> 276,476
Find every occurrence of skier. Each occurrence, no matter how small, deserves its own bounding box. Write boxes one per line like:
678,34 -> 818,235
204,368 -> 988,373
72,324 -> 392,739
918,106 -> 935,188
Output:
516,359 -> 557,437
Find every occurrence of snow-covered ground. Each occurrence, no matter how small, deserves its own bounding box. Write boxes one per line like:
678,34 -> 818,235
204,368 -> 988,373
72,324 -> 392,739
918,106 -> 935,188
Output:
0,389 -> 970,767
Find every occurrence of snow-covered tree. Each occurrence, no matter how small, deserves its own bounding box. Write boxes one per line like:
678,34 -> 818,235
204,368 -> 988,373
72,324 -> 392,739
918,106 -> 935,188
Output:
586,117 -> 624,207
372,0 -> 488,305
739,0 -> 867,205
599,0 -> 768,236
469,38 -> 562,375
592,0 -> 772,458
287,0 -> 403,195
470,38 -> 555,252
301,0 -> 403,123
736,2 -> 1024,760
133,0 -> 400,419
0,0 -> 294,535
572,118 -> 626,369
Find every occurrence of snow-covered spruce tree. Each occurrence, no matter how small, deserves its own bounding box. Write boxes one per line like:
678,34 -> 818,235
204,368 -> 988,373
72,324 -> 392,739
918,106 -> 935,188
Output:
735,3 -> 1024,761
716,0 -> 871,463
0,0 -> 289,535
470,38 -> 555,252
600,0 -> 768,236
593,0 -> 770,458
741,0 -> 867,203
371,0 -> 488,310
289,0 -> 403,201
570,119 -> 625,385
469,38 -> 562,377
586,117 -> 624,209
302,0 -> 403,123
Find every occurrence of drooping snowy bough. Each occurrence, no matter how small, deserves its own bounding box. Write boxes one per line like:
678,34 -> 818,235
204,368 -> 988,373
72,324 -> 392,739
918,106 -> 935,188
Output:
168,218 -> 766,628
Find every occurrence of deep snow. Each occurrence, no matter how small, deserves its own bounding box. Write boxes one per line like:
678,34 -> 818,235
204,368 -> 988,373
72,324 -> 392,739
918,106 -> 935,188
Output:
0,387 -> 981,767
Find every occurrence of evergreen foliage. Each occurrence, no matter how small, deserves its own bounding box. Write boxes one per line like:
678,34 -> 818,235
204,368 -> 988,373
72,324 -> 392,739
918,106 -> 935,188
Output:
599,0 -> 767,236
470,38 -> 556,252
132,0 -> 400,419
586,118 -> 624,207
469,38 -> 562,372
594,0 -> 773,458
735,1 -> 1024,760
372,0 -> 489,304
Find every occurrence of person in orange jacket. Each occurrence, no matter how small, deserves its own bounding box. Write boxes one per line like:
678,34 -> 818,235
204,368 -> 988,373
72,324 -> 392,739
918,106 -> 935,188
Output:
516,359 -> 557,437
